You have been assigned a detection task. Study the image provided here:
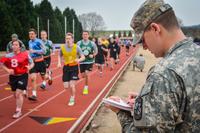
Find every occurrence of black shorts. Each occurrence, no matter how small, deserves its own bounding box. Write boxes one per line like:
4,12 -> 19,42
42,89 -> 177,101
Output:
29,61 -> 46,75
9,73 -> 28,91
80,64 -> 93,73
62,65 -> 79,82
118,46 -> 121,55
44,56 -> 51,68
103,51 -> 108,57
126,45 -> 130,50
95,56 -> 105,65
110,53 -> 118,60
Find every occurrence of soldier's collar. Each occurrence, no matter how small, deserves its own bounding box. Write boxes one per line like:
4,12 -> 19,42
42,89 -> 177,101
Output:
164,37 -> 193,57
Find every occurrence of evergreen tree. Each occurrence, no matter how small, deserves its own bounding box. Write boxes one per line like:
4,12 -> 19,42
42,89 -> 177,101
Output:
54,7 -> 65,42
0,0 -> 82,50
123,31 -> 127,37
0,0 -> 14,50
118,31 -> 122,38
113,31 -> 116,38
63,7 -> 73,33
70,9 -> 82,42
128,31 -> 132,37
5,0 -> 37,46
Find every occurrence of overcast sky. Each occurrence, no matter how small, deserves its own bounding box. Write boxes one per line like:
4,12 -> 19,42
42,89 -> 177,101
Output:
32,0 -> 200,30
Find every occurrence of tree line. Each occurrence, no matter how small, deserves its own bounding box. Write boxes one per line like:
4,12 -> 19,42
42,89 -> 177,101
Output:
182,25 -> 200,40
0,0 -> 83,51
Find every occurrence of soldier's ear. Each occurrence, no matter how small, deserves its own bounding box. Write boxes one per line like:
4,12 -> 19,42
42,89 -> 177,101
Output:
150,23 -> 161,35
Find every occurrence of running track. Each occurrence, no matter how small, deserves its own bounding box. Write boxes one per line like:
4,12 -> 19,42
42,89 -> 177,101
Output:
0,46 -> 138,133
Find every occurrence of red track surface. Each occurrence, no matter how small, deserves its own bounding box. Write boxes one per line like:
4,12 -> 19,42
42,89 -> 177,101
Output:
0,46 -> 138,133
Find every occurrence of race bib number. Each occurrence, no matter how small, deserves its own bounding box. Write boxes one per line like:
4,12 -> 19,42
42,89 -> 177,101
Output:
11,59 -> 18,67
83,50 -> 89,56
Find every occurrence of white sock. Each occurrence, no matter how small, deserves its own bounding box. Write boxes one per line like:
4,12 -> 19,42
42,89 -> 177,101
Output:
42,81 -> 46,86
23,90 -> 26,94
84,86 -> 88,89
16,107 -> 21,112
49,70 -> 52,75
32,90 -> 37,96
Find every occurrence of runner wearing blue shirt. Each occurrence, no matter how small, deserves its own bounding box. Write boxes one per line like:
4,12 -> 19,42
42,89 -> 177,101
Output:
28,28 -> 47,101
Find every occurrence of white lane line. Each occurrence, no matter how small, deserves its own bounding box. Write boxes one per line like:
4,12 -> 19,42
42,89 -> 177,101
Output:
0,69 -> 97,132
68,50 -> 136,133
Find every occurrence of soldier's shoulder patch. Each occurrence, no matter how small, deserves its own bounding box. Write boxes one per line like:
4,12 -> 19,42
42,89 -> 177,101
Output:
134,97 -> 143,120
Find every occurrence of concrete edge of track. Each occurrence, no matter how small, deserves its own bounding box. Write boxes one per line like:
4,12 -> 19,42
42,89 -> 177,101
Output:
68,46 -> 139,133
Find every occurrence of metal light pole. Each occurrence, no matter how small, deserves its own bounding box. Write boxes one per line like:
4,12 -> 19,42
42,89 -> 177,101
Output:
73,19 -> 75,37
47,19 -> 50,39
64,16 -> 67,35
37,17 -> 40,36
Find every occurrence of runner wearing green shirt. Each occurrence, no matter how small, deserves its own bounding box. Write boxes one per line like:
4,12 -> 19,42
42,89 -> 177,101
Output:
41,30 -> 53,87
77,31 -> 98,95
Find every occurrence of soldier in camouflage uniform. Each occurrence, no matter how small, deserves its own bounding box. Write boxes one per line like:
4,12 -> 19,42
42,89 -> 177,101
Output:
106,0 -> 200,132
6,34 -> 26,53
133,54 -> 145,72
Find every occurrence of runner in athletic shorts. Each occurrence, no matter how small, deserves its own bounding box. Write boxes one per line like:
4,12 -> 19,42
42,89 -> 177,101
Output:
95,38 -> 108,77
6,33 -> 27,96
101,37 -> 109,66
57,32 -> 85,106
77,31 -> 98,95
0,40 -> 34,118
115,37 -> 121,63
125,39 -> 131,56
41,30 -> 53,86
28,28 -> 47,101
108,37 -> 120,70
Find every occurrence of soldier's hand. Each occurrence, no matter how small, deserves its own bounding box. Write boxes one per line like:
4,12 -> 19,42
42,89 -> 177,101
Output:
128,92 -> 138,99
127,92 -> 138,107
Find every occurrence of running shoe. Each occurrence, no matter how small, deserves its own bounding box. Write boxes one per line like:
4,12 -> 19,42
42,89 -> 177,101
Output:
83,87 -> 89,95
12,111 -> 22,119
40,83 -> 46,90
68,97 -> 75,106
28,95 -> 37,101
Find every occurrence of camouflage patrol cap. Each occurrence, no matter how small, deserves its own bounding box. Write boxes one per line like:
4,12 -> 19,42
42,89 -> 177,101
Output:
130,0 -> 172,44
11,33 -> 18,39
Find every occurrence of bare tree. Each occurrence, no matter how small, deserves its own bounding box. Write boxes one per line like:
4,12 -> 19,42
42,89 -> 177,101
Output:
78,13 -> 88,31
78,12 -> 106,36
